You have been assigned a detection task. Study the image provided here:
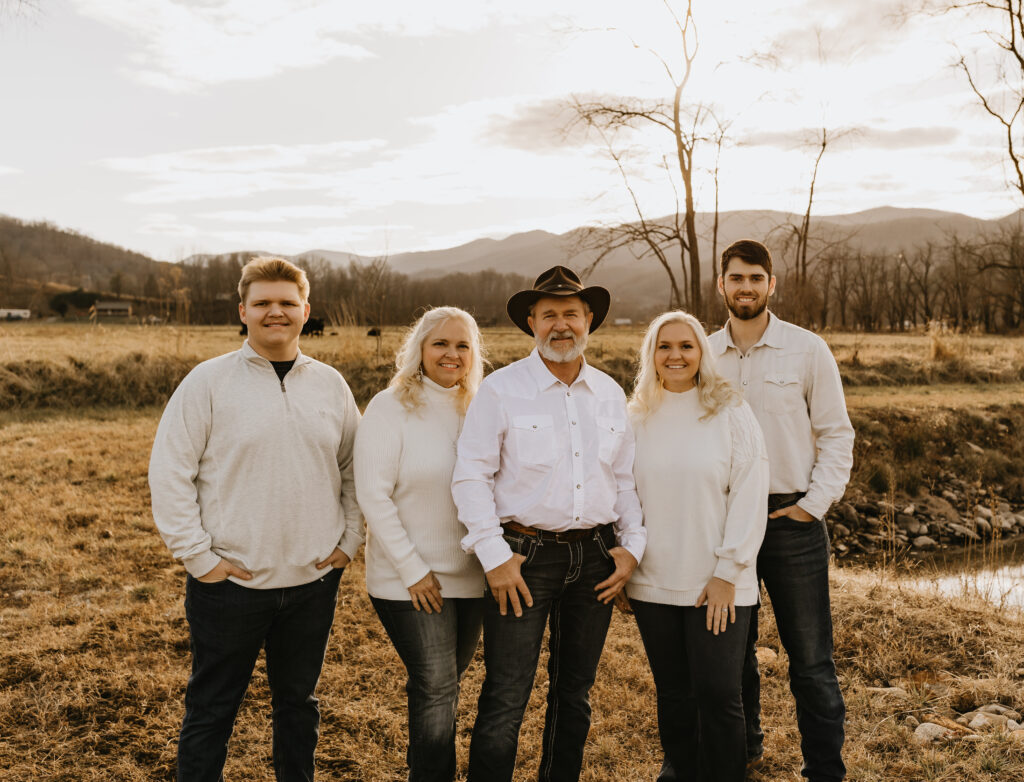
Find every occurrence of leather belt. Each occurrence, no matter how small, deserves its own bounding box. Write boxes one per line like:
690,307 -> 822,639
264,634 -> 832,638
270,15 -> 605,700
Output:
501,519 -> 605,543
768,491 -> 806,513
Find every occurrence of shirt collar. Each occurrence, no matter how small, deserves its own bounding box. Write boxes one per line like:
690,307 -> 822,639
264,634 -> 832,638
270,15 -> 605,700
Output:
241,339 -> 310,367
525,347 -> 593,391
719,310 -> 784,354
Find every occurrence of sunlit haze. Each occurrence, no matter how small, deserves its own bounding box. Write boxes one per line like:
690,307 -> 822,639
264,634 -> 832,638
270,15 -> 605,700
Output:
0,0 -> 1018,260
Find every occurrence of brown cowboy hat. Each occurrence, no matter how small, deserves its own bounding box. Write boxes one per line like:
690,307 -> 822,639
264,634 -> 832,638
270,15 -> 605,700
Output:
506,265 -> 611,336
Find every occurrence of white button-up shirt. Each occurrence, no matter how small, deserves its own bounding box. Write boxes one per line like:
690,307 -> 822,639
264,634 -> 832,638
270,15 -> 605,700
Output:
708,313 -> 854,521
453,349 -> 646,573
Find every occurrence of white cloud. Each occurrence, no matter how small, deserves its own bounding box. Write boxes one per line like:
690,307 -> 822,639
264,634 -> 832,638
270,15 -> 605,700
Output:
99,139 -> 387,203
0,166 -> 21,176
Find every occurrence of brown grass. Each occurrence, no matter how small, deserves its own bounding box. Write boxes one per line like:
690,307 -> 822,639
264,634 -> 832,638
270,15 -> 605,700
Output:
3,324 -> 1024,411
2,409 -> 1023,780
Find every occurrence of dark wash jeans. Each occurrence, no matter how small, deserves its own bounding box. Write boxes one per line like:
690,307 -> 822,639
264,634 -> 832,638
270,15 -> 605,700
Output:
466,526 -> 617,782
631,600 -> 753,782
178,568 -> 342,782
370,596 -> 485,782
743,502 -> 846,782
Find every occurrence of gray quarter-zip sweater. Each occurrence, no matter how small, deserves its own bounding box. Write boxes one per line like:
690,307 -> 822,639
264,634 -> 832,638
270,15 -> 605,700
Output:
149,340 -> 363,589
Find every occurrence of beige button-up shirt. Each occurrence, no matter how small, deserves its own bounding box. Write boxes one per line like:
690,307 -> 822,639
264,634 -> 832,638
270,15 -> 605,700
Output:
452,349 -> 646,573
708,313 -> 854,520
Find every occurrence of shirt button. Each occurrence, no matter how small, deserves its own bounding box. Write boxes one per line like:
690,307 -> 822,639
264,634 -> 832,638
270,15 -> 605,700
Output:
567,391 -> 571,396
532,424 -> 538,428
576,484 -> 581,489
571,421 -> 577,425
574,452 -> 580,457
575,516 -> 580,521
742,381 -> 748,385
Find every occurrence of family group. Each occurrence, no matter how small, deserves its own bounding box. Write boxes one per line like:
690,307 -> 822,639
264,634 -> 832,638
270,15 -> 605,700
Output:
148,238 -> 854,782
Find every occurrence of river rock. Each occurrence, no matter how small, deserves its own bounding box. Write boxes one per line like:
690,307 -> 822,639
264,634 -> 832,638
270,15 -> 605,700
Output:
918,494 -> 961,525
995,515 -> 1016,532
975,504 -> 993,520
942,489 -> 958,502
834,502 -> 860,530
913,722 -> 951,745
832,523 -> 850,538
905,715 -> 921,728
896,514 -> 920,534
913,536 -> 937,550
975,518 -> 992,536
755,647 -> 778,666
967,711 -> 1010,730
902,504 -> 916,515
948,523 -> 980,542
966,441 -> 985,455
866,686 -> 910,699
979,704 -> 1023,721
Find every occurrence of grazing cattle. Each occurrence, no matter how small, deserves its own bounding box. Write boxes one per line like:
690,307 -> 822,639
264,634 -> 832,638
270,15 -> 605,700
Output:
303,317 -> 325,337
366,327 -> 381,337
239,316 -> 324,337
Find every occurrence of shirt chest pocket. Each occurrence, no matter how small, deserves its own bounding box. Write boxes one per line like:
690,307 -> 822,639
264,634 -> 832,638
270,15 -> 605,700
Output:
595,416 -> 625,464
511,415 -> 557,466
763,374 -> 803,414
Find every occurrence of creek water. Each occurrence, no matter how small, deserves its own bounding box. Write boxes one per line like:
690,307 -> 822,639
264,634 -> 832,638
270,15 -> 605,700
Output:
913,561 -> 1024,609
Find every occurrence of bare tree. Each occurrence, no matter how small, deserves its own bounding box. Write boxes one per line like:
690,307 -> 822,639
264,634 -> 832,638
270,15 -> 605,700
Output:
569,0 -> 711,314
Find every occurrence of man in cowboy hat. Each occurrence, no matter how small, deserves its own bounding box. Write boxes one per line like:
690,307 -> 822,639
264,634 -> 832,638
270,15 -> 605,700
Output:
452,265 -> 646,782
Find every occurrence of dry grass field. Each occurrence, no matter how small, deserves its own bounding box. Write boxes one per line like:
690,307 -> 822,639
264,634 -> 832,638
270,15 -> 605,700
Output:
2,323 -> 1024,780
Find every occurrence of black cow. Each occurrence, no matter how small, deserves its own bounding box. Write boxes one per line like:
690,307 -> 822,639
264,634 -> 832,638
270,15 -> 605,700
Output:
366,327 -> 381,337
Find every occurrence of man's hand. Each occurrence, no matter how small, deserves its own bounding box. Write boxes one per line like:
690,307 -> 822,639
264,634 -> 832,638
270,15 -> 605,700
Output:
486,554 -> 533,618
769,504 -> 816,523
696,576 -> 736,635
197,558 -> 253,583
408,572 -> 444,614
315,547 -> 351,571
594,547 -> 638,604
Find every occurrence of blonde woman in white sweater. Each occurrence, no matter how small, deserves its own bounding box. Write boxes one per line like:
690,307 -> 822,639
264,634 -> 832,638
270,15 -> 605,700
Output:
354,306 -> 486,782
626,310 -> 769,782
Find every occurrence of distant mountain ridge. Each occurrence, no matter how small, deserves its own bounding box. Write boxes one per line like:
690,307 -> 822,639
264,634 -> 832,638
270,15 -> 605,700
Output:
5,207 -> 1023,313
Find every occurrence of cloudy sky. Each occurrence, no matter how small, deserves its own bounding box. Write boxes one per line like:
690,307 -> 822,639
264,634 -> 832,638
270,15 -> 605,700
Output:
0,0 -> 1020,260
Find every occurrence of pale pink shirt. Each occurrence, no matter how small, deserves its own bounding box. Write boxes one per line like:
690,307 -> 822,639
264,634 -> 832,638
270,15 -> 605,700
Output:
452,349 -> 646,573
707,312 -> 854,520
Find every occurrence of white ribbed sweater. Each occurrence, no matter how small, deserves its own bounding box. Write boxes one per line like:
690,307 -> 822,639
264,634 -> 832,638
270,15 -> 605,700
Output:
627,388 -> 769,606
355,379 -> 485,600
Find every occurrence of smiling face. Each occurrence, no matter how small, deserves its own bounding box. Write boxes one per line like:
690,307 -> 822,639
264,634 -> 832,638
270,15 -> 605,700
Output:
528,295 -> 592,364
654,320 -> 702,392
420,318 -> 473,388
718,257 -> 776,321
239,279 -> 310,361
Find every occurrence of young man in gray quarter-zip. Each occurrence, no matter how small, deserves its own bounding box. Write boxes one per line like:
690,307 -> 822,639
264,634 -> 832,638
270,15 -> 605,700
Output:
149,257 -> 362,782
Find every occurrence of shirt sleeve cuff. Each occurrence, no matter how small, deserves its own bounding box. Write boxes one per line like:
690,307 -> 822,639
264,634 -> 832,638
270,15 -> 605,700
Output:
797,496 -> 828,521
184,549 -> 222,580
616,530 -> 647,565
713,557 -> 743,585
397,557 -> 432,589
474,534 -> 515,573
337,530 -> 364,562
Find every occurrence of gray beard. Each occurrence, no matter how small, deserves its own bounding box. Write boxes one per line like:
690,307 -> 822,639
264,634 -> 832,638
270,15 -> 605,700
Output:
538,330 -> 588,363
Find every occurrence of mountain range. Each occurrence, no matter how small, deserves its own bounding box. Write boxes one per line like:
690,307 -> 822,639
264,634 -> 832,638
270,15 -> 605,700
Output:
4,206 -> 1022,313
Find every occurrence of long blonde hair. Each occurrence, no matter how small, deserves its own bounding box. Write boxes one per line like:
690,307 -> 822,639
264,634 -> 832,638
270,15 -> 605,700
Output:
390,307 -> 485,414
629,310 -> 738,421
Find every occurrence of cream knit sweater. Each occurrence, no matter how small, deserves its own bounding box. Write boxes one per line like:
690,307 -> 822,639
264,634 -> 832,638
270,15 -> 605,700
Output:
627,388 -> 769,607
355,378 -> 485,600
149,341 -> 363,589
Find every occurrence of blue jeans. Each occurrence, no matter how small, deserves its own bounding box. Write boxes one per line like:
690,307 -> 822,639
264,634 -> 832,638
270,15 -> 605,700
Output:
743,510 -> 846,782
466,526 -> 616,782
370,596 -> 485,782
178,568 -> 343,782
631,600 -> 753,782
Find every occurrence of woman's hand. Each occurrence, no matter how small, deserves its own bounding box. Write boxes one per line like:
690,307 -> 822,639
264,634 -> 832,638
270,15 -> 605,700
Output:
696,577 -> 736,635
408,572 -> 444,614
